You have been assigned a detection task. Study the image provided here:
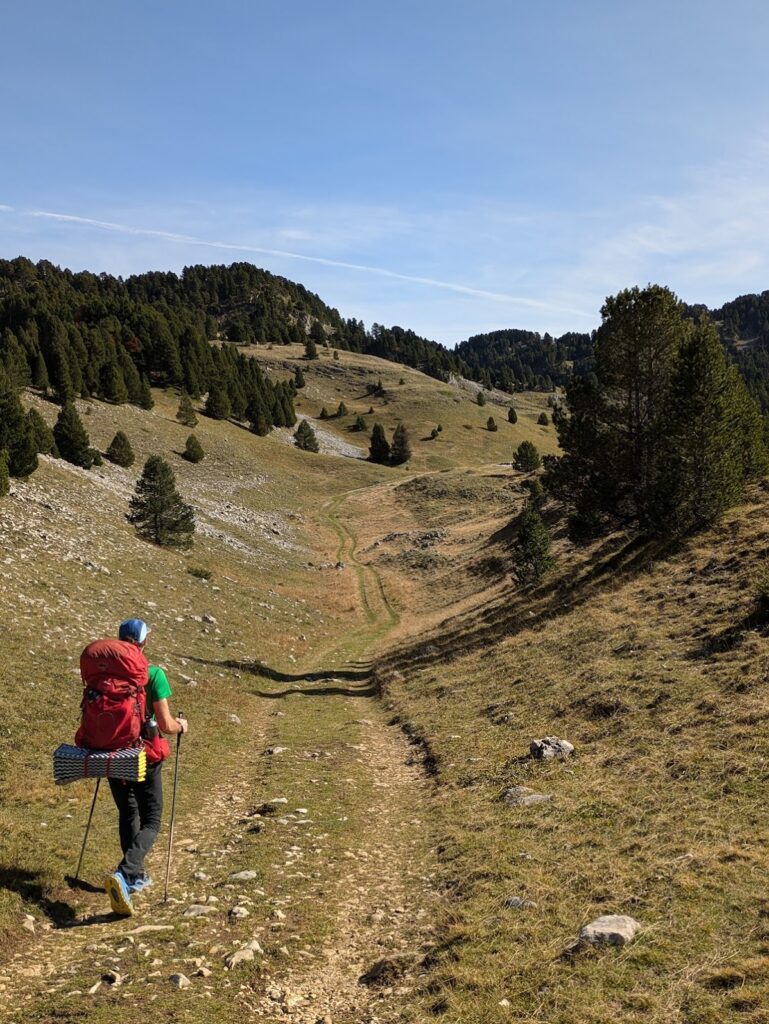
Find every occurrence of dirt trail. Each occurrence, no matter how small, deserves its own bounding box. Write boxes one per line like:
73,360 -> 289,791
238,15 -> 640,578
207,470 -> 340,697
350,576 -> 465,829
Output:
2,489 -> 435,1023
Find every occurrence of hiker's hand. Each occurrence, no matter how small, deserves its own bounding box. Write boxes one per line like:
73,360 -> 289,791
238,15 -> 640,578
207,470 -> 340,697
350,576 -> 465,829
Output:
176,716 -> 188,735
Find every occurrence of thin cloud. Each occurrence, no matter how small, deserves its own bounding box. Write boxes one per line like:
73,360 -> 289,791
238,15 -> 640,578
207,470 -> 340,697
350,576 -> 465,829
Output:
23,207 -> 593,319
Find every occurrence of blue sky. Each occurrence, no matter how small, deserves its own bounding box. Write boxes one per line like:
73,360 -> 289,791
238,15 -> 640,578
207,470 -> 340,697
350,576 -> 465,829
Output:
2,0 -> 768,344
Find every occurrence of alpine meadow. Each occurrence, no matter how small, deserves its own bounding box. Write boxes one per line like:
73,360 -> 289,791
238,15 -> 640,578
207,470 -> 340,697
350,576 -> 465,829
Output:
4,4 -> 769,1022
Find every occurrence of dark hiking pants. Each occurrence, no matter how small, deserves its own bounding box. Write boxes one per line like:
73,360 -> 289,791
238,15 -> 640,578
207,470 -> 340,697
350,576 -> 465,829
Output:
108,762 -> 163,881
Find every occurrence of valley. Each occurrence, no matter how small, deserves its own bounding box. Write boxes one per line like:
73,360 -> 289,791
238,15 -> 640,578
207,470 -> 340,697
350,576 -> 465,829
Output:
1,342 -> 768,1024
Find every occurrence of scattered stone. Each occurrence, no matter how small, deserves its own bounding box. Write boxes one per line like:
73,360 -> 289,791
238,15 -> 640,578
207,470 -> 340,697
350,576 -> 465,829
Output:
504,896 -> 537,910
125,924 -> 174,935
224,938 -> 263,968
184,904 -> 216,917
193,871 -> 210,882
22,916 -> 35,934
87,979 -> 102,995
263,746 -> 287,755
229,905 -> 250,920
194,966 -> 212,978
564,915 -> 642,956
530,736 -> 575,760
501,786 -> 552,807
228,870 -> 258,882
170,973 -> 191,989
202,614 -> 217,624
227,714 -> 241,725
102,970 -> 121,986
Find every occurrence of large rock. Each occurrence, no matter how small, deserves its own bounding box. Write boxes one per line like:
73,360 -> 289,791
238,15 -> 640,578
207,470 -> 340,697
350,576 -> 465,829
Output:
228,870 -> 258,882
501,786 -> 552,807
530,736 -> 574,760
170,973 -> 191,989
565,915 -> 642,955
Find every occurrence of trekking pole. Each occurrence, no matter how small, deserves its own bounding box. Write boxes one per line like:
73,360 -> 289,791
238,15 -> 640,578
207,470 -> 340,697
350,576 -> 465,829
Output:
163,714 -> 183,902
75,778 -> 101,882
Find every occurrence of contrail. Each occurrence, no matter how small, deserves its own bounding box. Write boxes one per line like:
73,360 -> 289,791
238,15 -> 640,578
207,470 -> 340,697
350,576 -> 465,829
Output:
2,204 -> 593,318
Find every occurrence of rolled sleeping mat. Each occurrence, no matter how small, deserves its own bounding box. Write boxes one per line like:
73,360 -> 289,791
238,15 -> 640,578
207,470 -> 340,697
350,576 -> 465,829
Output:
53,744 -> 147,785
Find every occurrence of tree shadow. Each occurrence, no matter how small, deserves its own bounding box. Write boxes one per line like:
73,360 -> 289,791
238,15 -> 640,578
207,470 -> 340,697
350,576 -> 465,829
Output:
65,875 -> 105,894
380,530 -> 680,676
686,606 -> 769,659
0,866 -> 77,926
183,655 -> 377,697
57,911 -> 124,929
253,681 -> 379,699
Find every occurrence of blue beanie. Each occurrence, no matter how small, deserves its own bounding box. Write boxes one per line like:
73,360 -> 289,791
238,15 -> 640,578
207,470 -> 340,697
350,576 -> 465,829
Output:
119,618 -> 150,644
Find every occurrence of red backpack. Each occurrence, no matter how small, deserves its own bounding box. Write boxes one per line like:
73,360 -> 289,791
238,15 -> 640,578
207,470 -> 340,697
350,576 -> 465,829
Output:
76,639 -> 148,751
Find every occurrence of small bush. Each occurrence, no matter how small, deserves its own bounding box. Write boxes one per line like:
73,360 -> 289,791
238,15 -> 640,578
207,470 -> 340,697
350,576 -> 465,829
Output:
513,440 -> 541,472
106,430 -> 135,467
188,566 -> 212,581
538,412 -> 549,426
183,434 -> 205,463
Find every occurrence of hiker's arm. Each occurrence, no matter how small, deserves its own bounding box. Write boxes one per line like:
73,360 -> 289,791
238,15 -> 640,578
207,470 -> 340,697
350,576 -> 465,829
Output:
153,698 -> 188,735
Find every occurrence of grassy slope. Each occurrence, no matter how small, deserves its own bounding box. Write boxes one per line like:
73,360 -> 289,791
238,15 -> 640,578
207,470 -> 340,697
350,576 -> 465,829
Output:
248,343 -> 558,471
4,343 -> 765,1023
375,491 -> 769,1023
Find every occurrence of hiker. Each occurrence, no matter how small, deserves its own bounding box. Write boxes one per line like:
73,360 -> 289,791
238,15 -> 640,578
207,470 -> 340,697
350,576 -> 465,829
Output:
78,618 -> 187,916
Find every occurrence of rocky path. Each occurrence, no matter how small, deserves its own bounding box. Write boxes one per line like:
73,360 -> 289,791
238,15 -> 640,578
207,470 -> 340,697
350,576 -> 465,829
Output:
1,490 -> 436,1024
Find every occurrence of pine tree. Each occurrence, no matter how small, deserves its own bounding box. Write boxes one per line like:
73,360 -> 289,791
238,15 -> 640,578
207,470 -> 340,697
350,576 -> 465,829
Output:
513,504 -> 554,583
0,448 -> 8,497
246,395 -> 271,436
508,406 -> 518,424
487,416 -> 498,432
176,393 -> 198,427
337,401 -> 348,417
32,351 -> 49,393
205,384 -> 231,420
0,329 -> 31,388
390,424 -> 411,465
304,336 -> 318,361
0,375 -> 38,477
333,349 -> 340,361
369,423 -> 391,464
513,440 -> 541,472
129,455 -> 195,548
294,420 -> 319,452
53,403 -> 94,469
351,414 -> 366,432
183,434 -> 205,463
476,391 -> 486,407
294,366 -> 306,389
319,407 -> 329,420
652,320 -> 767,532
548,285 -> 687,529
139,375 -> 154,410
537,412 -> 549,426
101,361 -> 129,404
106,430 -> 135,467
27,408 -> 56,455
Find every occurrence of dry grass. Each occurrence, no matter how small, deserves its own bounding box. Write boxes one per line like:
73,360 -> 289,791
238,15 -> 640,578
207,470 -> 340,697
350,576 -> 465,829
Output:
376,493 -> 769,1023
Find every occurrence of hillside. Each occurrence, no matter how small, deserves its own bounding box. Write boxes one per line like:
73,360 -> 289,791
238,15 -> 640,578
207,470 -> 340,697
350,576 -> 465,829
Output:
1,337 -> 768,1024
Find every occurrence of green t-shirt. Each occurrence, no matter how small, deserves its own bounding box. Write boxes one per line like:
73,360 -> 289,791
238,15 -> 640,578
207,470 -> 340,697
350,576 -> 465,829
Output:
147,665 -> 172,708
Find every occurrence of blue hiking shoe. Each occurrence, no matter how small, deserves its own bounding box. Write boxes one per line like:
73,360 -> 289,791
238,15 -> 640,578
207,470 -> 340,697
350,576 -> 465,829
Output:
105,871 -> 133,916
127,873 -> 153,894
